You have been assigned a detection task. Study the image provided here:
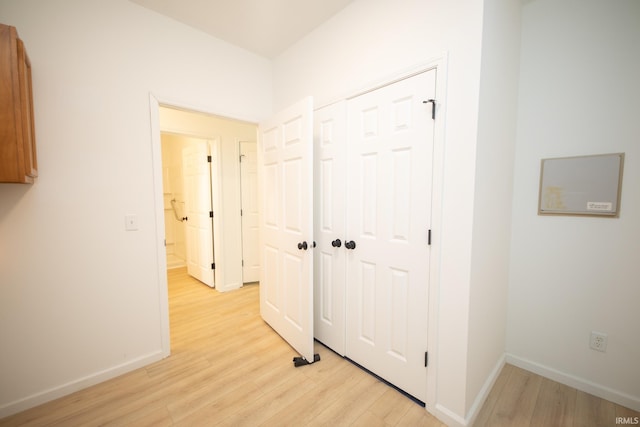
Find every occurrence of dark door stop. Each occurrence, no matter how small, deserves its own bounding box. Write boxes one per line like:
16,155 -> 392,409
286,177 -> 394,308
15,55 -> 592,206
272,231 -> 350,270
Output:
293,353 -> 321,367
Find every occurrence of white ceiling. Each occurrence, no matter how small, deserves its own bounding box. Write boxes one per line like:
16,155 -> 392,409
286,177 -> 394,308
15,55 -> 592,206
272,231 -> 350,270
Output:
130,0 -> 356,58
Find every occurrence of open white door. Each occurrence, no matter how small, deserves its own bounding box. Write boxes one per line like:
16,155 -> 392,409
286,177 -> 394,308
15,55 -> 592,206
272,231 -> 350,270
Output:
258,97 -> 316,364
240,141 -> 260,283
183,139 -> 214,288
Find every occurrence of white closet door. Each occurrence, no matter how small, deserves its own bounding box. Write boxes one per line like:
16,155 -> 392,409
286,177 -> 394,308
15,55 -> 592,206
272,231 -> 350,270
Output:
258,97 -> 315,363
183,140 -> 214,288
313,101 -> 347,356
345,70 -> 436,401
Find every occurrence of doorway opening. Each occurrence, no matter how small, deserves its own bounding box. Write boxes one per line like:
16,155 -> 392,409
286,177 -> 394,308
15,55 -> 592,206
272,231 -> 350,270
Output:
151,99 -> 260,354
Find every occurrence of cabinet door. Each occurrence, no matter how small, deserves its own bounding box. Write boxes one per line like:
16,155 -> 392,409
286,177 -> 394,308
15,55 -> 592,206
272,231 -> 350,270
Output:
0,24 -> 37,183
17,38 -> 37,179
313,101 -> 347,356
345,70 -> 436,402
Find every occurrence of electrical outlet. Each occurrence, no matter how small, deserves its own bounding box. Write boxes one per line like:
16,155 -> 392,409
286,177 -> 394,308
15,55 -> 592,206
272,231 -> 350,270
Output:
590,331 -> 608,352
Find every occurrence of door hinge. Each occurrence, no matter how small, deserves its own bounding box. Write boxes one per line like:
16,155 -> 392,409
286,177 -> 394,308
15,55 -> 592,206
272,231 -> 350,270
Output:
423,99 -> 436,120
211,263 -> 215,270
207,155 -> 212,163
240,209 -> 243,216
428,229 -> 432,245
210,211 -> 213,218
425,351 -> 429,367
242,259 -> 244,267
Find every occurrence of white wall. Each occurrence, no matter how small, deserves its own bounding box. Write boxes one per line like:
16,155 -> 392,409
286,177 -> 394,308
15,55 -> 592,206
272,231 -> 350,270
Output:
0,0 -> 271,416
507,0 -> 640,410
159,107 -> 258,292
274,0 -> 502,424
465,0 -> 521,419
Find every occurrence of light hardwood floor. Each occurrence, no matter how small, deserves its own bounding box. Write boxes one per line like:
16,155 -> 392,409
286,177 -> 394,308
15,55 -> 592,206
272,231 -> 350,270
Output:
475,363 -> 639,427
1,268 -> 638,426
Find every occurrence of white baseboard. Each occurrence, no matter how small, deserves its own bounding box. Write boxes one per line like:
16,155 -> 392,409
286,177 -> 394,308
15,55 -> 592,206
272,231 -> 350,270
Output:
506,353 -> 640,412
465,354 -> 506,426
430,354 -> 506,427
0,350 -> 167,419
433,403 -> 468,427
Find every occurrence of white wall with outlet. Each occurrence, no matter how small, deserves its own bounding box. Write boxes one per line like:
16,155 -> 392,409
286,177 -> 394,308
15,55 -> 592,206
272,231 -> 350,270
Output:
506,0 -> 640,410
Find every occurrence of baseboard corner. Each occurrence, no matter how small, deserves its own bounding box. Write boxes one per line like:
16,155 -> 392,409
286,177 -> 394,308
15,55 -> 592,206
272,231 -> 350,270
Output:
465,353 -> 507,426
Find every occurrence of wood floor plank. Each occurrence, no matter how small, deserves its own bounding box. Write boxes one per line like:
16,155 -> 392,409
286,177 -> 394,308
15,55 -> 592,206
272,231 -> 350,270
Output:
172,381 -> 264,426
165,347 -> 284,422
216,369 -> 317,426
485,364 -> 543,427
350,410 -> 388,427
530,377 -> 577,427
311,372 -> 388,425
615,404 -> 640,424
574,390 -> 617,427
367,387 -> 414,425
396,405 -> 446,427
258,357 -> 360,426
474,363 -> 514,427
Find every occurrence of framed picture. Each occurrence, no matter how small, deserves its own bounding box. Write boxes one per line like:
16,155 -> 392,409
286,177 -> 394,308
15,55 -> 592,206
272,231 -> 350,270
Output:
538,153 -> 624,217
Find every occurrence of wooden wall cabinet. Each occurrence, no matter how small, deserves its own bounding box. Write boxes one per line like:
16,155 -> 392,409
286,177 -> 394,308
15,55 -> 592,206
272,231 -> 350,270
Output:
0,23 -> 37,184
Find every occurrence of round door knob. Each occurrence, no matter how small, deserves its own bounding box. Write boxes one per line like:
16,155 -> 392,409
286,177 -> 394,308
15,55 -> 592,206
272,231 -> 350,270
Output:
297,241 -> 308,250
345,240 -> 356,250
332,239 -> 342,248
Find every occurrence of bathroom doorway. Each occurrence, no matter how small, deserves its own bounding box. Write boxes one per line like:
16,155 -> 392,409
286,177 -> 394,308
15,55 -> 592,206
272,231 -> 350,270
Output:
158,105 -> 259,292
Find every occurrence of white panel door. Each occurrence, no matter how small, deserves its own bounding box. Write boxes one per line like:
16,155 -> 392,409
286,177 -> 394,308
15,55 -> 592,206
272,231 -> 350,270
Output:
345,70 -> 436,401
313,101 -> 347,356
240,141 -> 260,283
183,140 -> 214,288
258,97 -> 315,363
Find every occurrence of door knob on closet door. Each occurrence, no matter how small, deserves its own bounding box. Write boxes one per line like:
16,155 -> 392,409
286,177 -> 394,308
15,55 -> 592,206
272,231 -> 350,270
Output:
345,240 -> 356,250
331,239 -> 342,248
297,241 -> 308,250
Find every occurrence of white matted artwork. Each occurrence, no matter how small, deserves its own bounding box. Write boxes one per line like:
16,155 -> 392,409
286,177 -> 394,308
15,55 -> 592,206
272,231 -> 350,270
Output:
538,153 -> 624,217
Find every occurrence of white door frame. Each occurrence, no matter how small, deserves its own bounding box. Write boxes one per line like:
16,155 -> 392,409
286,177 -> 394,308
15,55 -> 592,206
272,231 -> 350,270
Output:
149,95 -> 258,357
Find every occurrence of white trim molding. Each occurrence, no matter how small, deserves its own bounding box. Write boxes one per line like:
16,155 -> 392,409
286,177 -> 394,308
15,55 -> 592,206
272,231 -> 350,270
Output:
506,353 -> 640,412
0,351 -> 165,419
